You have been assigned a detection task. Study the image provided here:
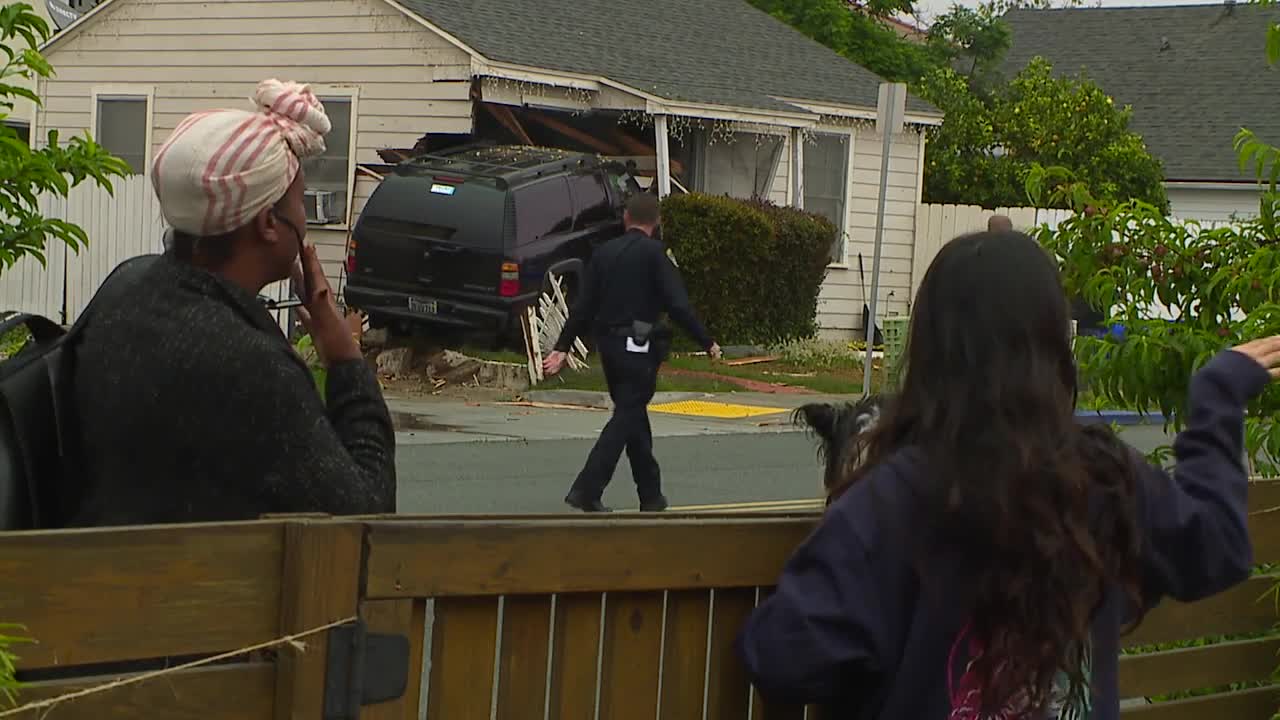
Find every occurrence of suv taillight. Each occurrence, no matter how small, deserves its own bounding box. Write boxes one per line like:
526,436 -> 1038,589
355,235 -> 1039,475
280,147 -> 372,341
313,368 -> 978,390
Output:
346,239 -> 357,274
499,262 -> 519,297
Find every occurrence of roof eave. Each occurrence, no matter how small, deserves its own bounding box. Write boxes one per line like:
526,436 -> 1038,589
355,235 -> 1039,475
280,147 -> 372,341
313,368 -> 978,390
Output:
38,0 -> 122,54
478,60 -> 822,127
776,96 -> 943,127
1165,179 -> 1266,190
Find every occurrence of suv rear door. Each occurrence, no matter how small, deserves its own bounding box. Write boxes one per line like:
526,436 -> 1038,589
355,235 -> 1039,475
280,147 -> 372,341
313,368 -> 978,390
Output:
508,176 -> 580,295
351,172 -> 507,298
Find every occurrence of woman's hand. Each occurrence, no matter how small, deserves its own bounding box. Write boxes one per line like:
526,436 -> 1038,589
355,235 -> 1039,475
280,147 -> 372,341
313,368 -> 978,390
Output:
296,244 -> 362,366
1231,335 -> 1280,379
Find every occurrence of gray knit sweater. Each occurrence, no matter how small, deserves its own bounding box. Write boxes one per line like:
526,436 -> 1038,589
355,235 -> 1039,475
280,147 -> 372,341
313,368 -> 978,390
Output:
71,253 -> 396,526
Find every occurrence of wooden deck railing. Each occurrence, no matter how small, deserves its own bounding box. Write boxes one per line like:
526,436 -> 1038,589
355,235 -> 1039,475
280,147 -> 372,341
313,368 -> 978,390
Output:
0,484 -> 1279,718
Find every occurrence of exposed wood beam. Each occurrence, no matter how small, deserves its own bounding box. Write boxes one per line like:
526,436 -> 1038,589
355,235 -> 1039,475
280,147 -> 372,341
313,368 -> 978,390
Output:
523,110 -> 621,155
484,102 -> 533,145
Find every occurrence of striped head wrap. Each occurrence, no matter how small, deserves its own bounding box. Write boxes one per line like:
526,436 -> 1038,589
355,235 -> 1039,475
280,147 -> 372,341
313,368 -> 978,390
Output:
151,79 -> 332,237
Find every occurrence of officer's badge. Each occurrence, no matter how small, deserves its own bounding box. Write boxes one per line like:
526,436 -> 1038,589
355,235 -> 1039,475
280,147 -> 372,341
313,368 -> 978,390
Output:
666,248 -> 679,267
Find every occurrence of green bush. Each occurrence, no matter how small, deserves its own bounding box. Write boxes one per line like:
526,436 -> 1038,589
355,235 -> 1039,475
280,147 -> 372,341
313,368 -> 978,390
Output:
661,193 -> 833,345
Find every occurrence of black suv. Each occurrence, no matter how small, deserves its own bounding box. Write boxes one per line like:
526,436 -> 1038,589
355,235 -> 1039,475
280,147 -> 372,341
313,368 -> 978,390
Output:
344,144 -> 639,342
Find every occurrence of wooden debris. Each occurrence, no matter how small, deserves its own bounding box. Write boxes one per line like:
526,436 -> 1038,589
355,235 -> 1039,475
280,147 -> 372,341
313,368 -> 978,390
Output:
496,401 -> 606,412
725,355 -> 782,367
522,271 -> 590,385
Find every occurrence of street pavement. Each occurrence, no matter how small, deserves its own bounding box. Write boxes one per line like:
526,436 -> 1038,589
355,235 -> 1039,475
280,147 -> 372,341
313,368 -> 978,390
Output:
390,390 -> 1176,514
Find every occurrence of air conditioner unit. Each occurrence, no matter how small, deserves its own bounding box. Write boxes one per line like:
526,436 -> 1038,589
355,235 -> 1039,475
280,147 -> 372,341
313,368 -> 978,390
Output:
305,189 -> 340,225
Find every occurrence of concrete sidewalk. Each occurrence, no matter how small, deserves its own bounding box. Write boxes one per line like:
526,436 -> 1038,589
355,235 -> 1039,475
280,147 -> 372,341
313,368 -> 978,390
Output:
524,388 -> 857,411
526,388 -> 1169,426
385,390 -> 827,446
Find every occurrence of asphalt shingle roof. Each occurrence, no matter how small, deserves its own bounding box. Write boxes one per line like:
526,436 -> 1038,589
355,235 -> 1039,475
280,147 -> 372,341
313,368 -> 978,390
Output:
396,0 -> 938,118
1000,3 -> 1280,183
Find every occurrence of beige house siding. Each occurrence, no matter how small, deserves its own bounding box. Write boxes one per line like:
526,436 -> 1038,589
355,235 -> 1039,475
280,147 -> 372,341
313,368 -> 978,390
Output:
817,126 -> 922,337
1166,184 -> 1260,223
34,0 -> 476,286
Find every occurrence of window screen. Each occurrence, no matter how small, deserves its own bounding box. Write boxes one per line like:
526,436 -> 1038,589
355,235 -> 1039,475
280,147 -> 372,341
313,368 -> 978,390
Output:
95,96 -> 147,175
302,96 -> 352,223
803,133 -> 851,262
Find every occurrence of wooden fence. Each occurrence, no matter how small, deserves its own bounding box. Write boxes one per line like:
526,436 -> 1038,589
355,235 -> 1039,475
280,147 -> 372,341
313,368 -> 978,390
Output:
0,175 -> 291,331
3,492 -> 1280,719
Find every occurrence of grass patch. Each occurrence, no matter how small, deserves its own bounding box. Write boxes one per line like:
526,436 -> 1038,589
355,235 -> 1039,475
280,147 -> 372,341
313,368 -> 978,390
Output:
537,364 -> 744,394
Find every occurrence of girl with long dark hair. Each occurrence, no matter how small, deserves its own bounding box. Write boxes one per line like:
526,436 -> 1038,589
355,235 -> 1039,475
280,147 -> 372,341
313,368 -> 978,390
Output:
736,230 -> 1280,718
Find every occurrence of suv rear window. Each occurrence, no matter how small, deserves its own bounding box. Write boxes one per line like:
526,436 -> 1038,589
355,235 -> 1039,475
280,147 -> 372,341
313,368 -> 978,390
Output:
360,173 -> 507,249
514,177 -> 573,246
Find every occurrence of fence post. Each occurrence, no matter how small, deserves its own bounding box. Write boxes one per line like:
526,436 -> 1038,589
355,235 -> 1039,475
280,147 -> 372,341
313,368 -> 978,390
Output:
274,518 -> 365,719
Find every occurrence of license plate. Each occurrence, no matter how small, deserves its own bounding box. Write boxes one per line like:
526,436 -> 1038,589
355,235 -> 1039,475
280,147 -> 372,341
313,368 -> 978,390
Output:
408,297 -> 437,315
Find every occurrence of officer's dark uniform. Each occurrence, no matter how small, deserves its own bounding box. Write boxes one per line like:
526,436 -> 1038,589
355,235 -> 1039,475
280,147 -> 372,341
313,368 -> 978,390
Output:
554,227 -> 715,511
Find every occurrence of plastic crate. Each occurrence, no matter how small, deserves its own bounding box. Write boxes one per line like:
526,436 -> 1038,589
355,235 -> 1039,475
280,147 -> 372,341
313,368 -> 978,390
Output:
882,315 -> 910,391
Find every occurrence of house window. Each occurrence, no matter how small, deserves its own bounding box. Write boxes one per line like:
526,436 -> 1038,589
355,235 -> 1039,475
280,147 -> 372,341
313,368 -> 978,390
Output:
702,132 -> 785,199
804,133 -> 851,263
95,96 -> 148,175
4,121 -> 29,146
302,95 -> 353,224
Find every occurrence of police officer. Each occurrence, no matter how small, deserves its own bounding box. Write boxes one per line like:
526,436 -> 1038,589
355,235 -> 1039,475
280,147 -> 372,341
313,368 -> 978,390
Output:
543,193 -> 721,512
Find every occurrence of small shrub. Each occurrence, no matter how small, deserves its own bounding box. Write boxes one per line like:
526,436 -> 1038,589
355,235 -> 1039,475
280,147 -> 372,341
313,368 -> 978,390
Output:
661,193 -> 833,345
0,325 -> 30,361
294,335 -> 327,398
0,624 -> 31,704
772,337 -> 862,370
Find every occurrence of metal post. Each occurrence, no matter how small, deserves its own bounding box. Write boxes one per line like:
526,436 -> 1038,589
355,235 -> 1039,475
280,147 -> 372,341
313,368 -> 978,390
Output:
791,127 -> 804,208
863,83 -> 906,397
654,114 -> 672,198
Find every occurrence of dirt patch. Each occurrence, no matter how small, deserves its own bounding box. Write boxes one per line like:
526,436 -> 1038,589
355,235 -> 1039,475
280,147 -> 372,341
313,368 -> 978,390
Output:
659,367 -> 817,394
387,411 -> 463,432
368,336 -> 529,401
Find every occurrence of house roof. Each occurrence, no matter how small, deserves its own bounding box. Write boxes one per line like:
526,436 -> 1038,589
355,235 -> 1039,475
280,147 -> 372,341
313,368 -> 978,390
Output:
1000,3 -> 1280,184
395,0 -> 939,118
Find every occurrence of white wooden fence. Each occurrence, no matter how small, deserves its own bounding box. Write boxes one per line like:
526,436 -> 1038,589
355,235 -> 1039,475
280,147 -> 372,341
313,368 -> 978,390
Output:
911,203 -> 1245,321
912,203 -> 1073,302
0,175 -> 290,331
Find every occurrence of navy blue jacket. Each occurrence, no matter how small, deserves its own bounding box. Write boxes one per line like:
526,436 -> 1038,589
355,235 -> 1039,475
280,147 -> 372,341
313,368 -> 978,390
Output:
737,350 -> 1267,718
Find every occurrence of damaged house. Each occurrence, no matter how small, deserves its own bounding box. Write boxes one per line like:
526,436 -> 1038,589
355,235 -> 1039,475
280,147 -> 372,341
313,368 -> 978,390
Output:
32,0 -> 941,336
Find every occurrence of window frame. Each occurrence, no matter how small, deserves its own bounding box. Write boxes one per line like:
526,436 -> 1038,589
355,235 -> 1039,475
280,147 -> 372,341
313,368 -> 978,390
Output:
801,127 -> 856,268
304,86 -> 359,229
89,85 -> 155,177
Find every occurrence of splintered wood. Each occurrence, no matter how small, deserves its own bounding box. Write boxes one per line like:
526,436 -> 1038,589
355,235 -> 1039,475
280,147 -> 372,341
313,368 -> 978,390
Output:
522,273 -> 589,385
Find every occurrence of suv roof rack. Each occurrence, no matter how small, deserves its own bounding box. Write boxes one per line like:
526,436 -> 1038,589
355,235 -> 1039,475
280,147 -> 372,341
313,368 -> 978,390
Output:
404,143 -> 601,185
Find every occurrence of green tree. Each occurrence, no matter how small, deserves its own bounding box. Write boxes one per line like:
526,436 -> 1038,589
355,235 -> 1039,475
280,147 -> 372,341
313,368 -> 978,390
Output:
757,0 -> 1165,209
922,58 -> 1168,210
747,0 -> 945,83
0,2 -> 129,272
1026,166 -> 1280,471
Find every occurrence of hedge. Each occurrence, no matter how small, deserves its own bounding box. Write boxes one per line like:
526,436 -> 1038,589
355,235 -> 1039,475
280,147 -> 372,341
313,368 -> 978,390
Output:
661,193 -> 834,345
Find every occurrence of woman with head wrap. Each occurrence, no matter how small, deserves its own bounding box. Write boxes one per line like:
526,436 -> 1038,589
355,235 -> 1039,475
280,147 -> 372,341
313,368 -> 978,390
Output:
71,79 -> 395,527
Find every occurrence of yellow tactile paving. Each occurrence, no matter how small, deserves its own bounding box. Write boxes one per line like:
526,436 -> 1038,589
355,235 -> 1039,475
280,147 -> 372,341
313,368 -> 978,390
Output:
647,399 -> 789,419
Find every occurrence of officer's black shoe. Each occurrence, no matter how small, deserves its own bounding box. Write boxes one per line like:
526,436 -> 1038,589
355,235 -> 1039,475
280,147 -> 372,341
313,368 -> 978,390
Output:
565,492 -> 611,513
639,495 -> 669,512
